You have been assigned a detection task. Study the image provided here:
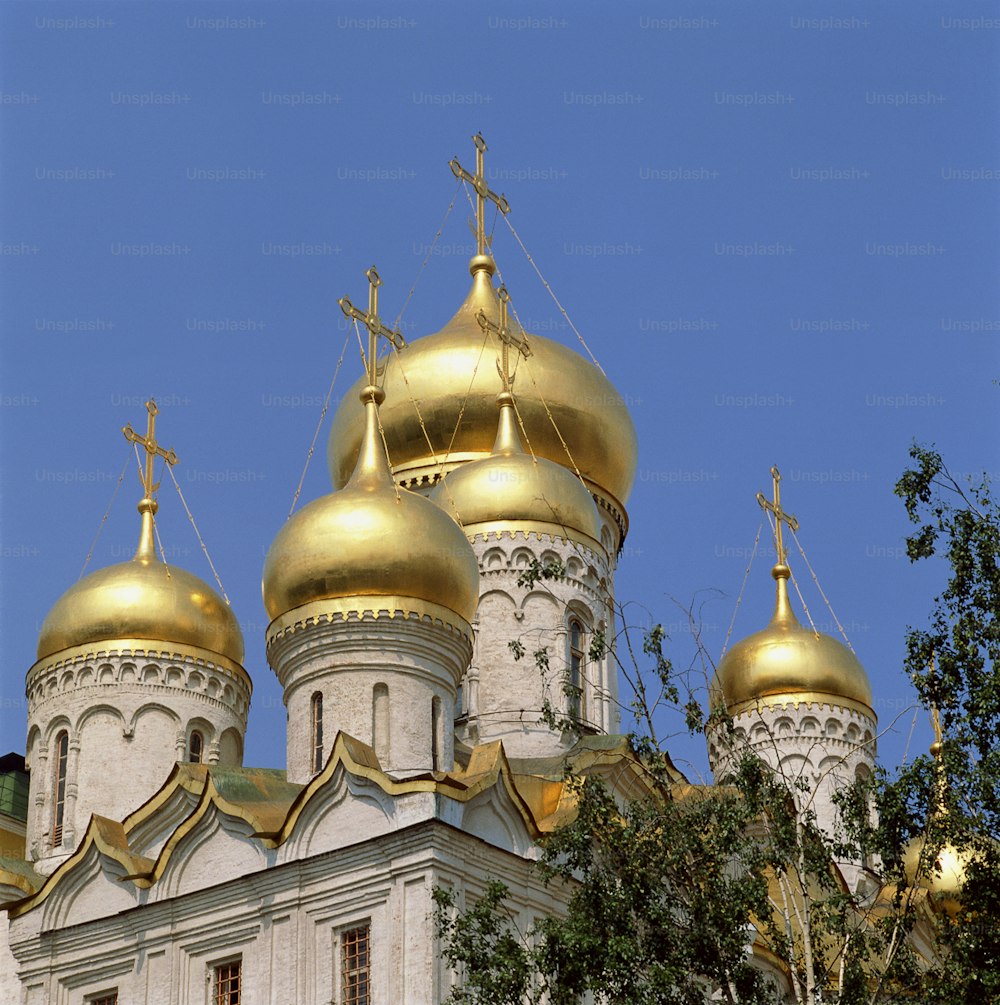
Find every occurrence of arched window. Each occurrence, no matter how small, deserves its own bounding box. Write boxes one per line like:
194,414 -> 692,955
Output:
52,730 -> 69,847
311,692 -> 324,773
188,730 -> 204,764
483,547 -> 505,570
569,619 -> 586,721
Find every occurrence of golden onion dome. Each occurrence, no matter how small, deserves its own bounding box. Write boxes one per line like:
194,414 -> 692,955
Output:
327,257 -> 638,510
902,829 -> 970,917
710,564 -> 874,717
37,498 -> 244,665
901,736 -> 974,916
263,386 -> 480,626
904,842 -> 968,915
430,391 -> 602,549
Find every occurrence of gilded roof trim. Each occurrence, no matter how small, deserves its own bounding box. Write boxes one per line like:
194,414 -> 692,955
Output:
8,731 -> 656,918
8,816 -> 154,918
270,734 -> 542,846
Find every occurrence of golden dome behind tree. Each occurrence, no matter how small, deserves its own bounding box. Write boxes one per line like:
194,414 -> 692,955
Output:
902,707 -> 973,917
902,830 -> 971,917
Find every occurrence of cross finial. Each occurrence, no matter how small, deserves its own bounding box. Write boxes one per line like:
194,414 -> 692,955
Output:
756,465 -> 799,566
338,266 -> 405,387
449,132 -> 511,258
122,399 -> 178,503
477,285 -> 531,395
928,651 -> 944,756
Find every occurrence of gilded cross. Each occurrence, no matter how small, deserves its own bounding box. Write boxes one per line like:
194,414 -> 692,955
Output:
122,400 -> 178,502
338,266 -> 405,386
449,132 -> 511,258
928,653 -> 944,752
756,465 -> 799,565
476,285 -> 531,395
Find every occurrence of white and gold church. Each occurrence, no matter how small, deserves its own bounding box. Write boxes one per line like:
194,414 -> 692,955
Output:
0,137 -> 884,1005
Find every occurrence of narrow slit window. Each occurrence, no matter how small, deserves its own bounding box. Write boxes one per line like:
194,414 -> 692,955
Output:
311,692 -> 324,773
52,730 -> 69,847
342,924 -> 370,1005
189,730 -> 204,763
569,619 -> 586,721
431,696 -> 443,772
213,959 -> 241,1005
373,684 -> 389,765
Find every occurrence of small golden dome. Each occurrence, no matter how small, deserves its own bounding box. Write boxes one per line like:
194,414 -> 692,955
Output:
902,731 -> 974,916
710,564 -> 874,715
327,259 -> 638,508
263,387 -> 480,625
431,392 -> 602,547
902,832 -> 970,916
37,499 -> 244,665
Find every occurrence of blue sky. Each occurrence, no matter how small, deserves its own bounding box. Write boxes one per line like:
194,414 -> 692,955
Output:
1,2 -> 997,780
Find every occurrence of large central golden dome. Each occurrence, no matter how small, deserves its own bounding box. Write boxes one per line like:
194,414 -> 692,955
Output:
37,499 -> 244,666
327,259 -> 638,509
710,564 -> 873,717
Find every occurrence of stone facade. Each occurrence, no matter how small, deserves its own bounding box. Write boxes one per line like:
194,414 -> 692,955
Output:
267,606 -> 473,781
0,235 -> 892,1005
707,698 -> 877,889
5,739 -> 573,1005
24,646 -> 250,875
8,829 -> 554,1005
456,529 -> 618,758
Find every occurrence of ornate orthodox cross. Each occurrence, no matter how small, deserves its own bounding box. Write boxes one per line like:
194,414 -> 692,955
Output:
338,266 -> 405,386
449,132 -> 511,258
476,285 -> 531,395
756,465 -> 799,565
122,400 -> 178,502
928,653 -> 944,752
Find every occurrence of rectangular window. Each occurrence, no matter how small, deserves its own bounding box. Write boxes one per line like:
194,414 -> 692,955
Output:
88,993 -> 118,1005
213,959 -> 241,1005
341,924 -> 370,1005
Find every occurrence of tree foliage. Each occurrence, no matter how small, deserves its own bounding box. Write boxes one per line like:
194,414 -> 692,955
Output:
883,444 -> 1000,1001
435,444 -> 999,1004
